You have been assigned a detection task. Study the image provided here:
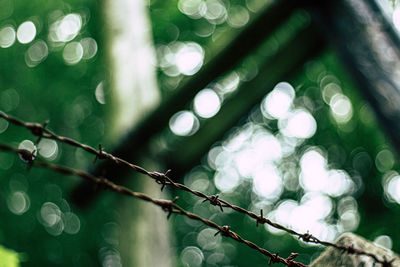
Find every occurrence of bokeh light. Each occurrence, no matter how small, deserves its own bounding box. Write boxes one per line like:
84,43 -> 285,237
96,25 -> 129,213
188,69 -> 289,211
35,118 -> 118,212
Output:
214,167 -> 240,191
197,228 -> 221,250
63,41 -> 83,65
40,202 -> 64,236
169,110 -> 199,136
80,37 -> 98,59
63,212 -> 81,235
25,40 -> 48,67
7,191 -> 30,215
38,139 -> 58,160
384,172 -> 400,204
374,235 -> 393,250
181,246 -> 204,266
279,109 -> 317,139
227,5 -> 250,28
329,93 -> 353,124
158,42 -> 204,76
261,82 -> 295,119
0,26 -> 16,48
95,81 -> 106,104
49,13 -> 82,43
193,89 -> 221,118
178,0 -> 227,24
252,164 -> 283,201
17,21 -> 36,44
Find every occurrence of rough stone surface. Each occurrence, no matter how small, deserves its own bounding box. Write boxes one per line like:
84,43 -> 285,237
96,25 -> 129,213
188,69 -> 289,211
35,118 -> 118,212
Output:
311,233 -> 400,267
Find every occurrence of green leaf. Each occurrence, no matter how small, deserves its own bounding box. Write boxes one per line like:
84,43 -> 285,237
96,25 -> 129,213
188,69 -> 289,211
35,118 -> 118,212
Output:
0,245 -> 21,267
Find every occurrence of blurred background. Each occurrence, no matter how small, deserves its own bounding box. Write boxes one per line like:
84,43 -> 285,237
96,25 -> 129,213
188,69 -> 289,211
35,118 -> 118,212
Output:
1,0 -> 400,266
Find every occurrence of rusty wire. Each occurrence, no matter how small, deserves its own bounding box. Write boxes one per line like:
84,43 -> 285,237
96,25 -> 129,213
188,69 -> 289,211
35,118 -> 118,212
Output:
0,143 -> 307,267
0,110 -> 394,266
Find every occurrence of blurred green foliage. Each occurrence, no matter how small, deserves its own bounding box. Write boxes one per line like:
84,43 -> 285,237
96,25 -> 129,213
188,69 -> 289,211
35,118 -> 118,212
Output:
0,245 -> 21,267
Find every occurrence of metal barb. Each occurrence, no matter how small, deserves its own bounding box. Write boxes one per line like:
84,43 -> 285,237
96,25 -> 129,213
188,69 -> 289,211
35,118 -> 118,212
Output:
202,194 -> 224,212
256,209 -> 265,227
268,253 -> 280,265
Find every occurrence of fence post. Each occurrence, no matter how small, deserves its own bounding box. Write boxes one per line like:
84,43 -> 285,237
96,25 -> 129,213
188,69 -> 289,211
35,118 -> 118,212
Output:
311,233 -> 400,266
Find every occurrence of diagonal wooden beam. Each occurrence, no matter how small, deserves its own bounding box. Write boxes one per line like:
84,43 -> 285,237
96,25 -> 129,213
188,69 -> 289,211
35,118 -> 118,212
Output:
70,0 -> 321,206
163,23 -> 325,176
312,0 -> 400,153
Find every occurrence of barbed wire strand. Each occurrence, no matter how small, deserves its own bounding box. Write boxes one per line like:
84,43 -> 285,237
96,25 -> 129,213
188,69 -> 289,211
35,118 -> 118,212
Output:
0,110 -> 393,266
0,143 -> 307,267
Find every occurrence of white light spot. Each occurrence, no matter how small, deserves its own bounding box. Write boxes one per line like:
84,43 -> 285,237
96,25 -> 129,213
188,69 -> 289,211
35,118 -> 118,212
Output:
169,110 -> 199,136
207,146 -> 223,170
227,5 -> 249,28
337,196 -> 358,217
279,109 -> 317,139
181,246 -> 204,267
49,13 -> 82,43
339,210 -> 359,232
299,148 -> 328,192
261,82 -> 295,119
267,200 -> 298,233
40,202 -> 62,227
178,0 -> 203,19
38,139 -> 58,160
25,40 -> 48,67
95,81 -> 106,104
215,71 -> 240,95
7,191 -> 30,215
80,37 -> 98,59
202,0 -> 227,24
252,165 -> 283,201
235,149 -> 256,178
300,192 -> 333,220
374,235 -> 392,250
322,83 -> 342,104
0,26 -> 16,48
63,41 -> 83,65
300,155 -> 353,200
194,89 -> 221,118
330,93 -> 353,124
214,167 -> 240,192
324,169 -> 353,197
197,228 -> 221,250
100,248 -> 122,267
384,174 -> 400,204
251,131 -> 282,162
17,21 -> 36,44
175,42 -> 204,75
40,202 -> 64,236
63,212 -> 80,234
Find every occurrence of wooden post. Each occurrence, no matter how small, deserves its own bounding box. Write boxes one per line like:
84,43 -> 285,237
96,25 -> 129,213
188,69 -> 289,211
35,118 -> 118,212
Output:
311,233 -> 400,266
101,0 -> 173,266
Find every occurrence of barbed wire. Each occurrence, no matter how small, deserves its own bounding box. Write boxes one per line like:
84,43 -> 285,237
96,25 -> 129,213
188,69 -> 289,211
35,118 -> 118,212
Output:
0,110 -> 394,266
0,143 -> 307,267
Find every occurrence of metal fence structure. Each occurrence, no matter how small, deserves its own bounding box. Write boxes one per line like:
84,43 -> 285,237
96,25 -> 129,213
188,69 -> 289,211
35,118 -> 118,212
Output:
0,110 -> 394,267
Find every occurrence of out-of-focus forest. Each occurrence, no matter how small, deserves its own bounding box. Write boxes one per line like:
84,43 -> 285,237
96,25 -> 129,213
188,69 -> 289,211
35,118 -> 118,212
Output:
1,0 -> 400,266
